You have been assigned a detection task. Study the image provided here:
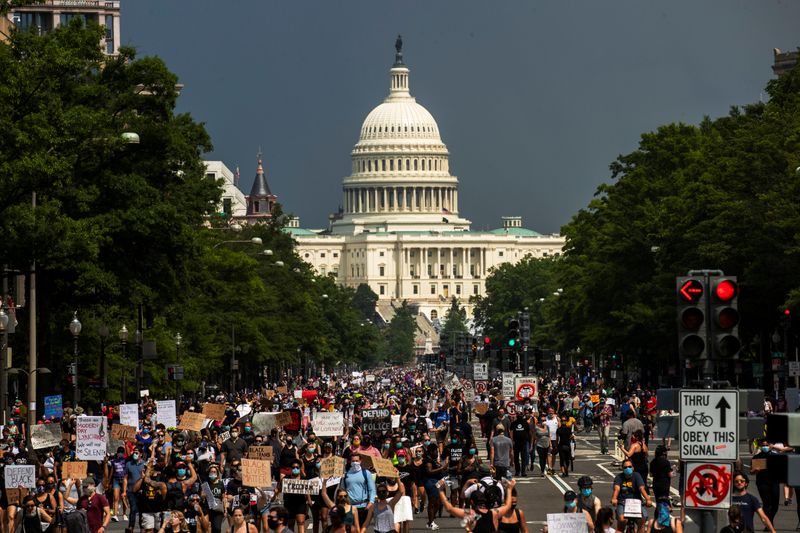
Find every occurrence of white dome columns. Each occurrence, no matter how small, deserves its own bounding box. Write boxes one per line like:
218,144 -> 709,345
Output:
389,66 -> 410,98
344,185 -> 458,215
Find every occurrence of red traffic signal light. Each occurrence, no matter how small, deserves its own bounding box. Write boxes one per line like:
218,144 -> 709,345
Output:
714,279 -> 737,302
710,276 -> 740,358
677,276 -> 707,359
484,336 -> 491,345
679,279 -> 704,303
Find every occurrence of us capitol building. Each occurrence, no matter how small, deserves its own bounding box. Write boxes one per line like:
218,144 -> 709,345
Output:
210,39 -> 565,327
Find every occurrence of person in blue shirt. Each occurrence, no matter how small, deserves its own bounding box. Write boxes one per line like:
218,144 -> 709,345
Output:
342,454 -> 375,527
123,447 -> 146,533
433,405 -> 449,454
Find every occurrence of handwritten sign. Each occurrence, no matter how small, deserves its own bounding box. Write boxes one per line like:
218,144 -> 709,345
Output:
474,403 -> 488,415
156,400 -> 177,429
178,412 -> 206,432
76,416 -> 107,460
5,465 -> 36,488
203,403 -> 227,421
111,424 -> 137,442
241,458 -> 271,487
373,457 -> 399,478
275,411 -> 292,427
5,488 -> 28,505
246,446 -> 273,462
251,413 -> 276,435
391,414 -> 401,429
282,478 -> 320,495
361,408 -> 391,433
313,412 -> 343,437
30,424 -> 62,450
623,499 -> 643,518
120,404 -> 139,428
62,461 -> 88,480
139,389 -> 149,398
202,482 -> 223,511
276,386 -> 288,394
547,513 -> 588,533
43,395 -> 63,419
320,457 -> 345,479
358,454 -> 374,471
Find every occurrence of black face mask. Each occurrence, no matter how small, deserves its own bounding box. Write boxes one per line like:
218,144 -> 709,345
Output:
267,518 -> 280,530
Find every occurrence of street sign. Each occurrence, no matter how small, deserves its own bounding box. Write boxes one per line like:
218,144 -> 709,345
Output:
789,361 -> 800,377
679,389 -> 738,461
683,462 -> 733,509
506,402 -> 517,416
502,372 -> 517,398
514,376 -> 538,401
678,279 -> 704,303
475,381 -> 487,394
474,362 -> 489,380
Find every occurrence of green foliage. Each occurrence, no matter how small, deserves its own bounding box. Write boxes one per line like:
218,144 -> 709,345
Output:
384,301 -> 416,363
352,283 -> 379,321
441,297 -> 468,341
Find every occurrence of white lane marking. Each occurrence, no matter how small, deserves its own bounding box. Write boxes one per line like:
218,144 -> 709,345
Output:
545,473 -> 568,494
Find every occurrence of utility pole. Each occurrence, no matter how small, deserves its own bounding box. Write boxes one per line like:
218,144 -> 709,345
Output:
28,192 -> 37,431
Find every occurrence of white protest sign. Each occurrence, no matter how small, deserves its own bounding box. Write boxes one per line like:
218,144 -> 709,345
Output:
293,390 -> 302,399
30,424 -> 62,449
156,400 -> 177,429
202,482 -> 223,511
139,389 -> 149,398
252,412 -> 277,435
76,416 -> 107,460
623,499 -> 642,518
237,404 -> 253,417
313,412 -> 343,437
365,375 -> 375,382
282,478 -> 321,495
514,376 -> 538,401
4,465 -> 36,489
120,404 -> 139,428
546,513 -> 587,533
391,414 -> 401,429
679,389 -> 738,461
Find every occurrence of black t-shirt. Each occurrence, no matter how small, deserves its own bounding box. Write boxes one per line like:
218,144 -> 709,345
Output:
397,463 -> 415,493
556,425 -> 572,448
511,419 -> 530,442
731,493 -> 761,532
221,438 -> 249,462
443,444 -> 463,471
649,456 -> 671,487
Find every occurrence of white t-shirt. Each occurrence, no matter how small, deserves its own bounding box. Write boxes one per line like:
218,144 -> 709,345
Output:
544,417 -> 560,441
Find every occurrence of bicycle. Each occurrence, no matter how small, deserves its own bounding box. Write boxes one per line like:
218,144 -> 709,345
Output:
683,410 -> 713,427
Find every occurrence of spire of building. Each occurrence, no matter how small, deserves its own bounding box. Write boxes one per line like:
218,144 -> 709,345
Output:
249,148 -> 272,196
244,148 -> 276,221
234,166 -> 240,188
388,36 -> 410,99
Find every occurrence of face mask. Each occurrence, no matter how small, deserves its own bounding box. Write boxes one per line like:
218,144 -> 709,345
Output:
117,453 -> 124,459
315,462 -> 321,469
177,469 -> 187,477
451,439 -> 458,444
291,468 -> 300,475
36,486 -> 45,494
209,474 -> 218,481
582,488 -> 592,497
267,518 -> 279,530
336,497 -> 347,504
186,455 -> 194,462
409,425 -> 416,431
398,458 -> 405,465
351,463 -> 362,472
231,432 -> 239,438
761,446 -> 770,453
383,443 -> 390,449
244,427 -> 252,433
377,491 -> 388,500
132,453 -> 140,460
352,440 -> 360,446
143,429 -> 150,434
469,449 -> 476,455
623,467 -> 633,476
396,442 -> 403,449
566,501 -> 577,509
84,486 -> 96,496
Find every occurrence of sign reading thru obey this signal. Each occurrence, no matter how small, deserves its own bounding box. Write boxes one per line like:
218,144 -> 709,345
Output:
679,390 -> 738,461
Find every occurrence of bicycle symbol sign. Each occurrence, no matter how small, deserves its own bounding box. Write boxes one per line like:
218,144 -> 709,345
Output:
679,390 -> 738,461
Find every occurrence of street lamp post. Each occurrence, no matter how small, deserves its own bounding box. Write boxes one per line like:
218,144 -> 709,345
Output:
0,305 -> 8,424
69,312 -> 81,408
98,324 -> 109,403
212,237 -> 263,249
174,333 -> 182,400
119,325 -> 128,402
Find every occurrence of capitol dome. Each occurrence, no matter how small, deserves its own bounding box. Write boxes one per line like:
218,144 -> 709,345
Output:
332,37 -> 470,235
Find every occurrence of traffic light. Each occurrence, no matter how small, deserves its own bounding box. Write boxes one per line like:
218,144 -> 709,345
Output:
471,337 -> 478,356
709,276 -> 740,358
677,276 -> 707,360
507,318 -> 520,348
167,364 -> 176,381
520,312 -> 531,345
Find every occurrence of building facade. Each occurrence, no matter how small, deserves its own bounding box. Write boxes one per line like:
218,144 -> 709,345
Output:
288,40 -> 565,321
7,0 -> 121,55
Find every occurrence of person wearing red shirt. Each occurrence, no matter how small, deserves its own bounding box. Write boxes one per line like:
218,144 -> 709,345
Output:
77,477 -> 111,533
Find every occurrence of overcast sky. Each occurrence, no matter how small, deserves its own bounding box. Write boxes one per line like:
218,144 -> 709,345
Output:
124,1 -> 799,234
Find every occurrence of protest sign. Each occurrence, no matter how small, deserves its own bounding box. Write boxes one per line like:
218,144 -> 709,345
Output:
30,424 -> 62,450
5,465 -> 36,488
247,446 -> 273,461
219,431 -> 231,442
282,478 -> 321,495
43,395 -> 63,419
320,457 -> 345,479
361,409 -> 391,432
111,424 -> 137,442
391,415 -> 401,429
76,416 -> 107,460
276,386 -> 288,394
373,458 -> 399,478
178,412 -> 206,432
120,404 -> 139,428
313,412 -> 343,437
203,403 -> 227,421
237,404 -> 253,417
473,403 -> 488,415
358,454 -> 374,471
62,461 -> 88,480
275,411 -> 292,427
241,458 -> 271,487
156,400 -> 177,429
251,412 -> 276,435
107,437 -> 124,455
623,499 -> 643,518
5,488 -> 27,505
294,390 -> 302,399
202,482 -> 223,511
546,513 -> 588,533
139,389 -> 149,398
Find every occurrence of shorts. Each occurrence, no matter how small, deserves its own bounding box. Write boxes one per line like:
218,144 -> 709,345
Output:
615,502 -> 648,521
423,478 -> 440,498
112,478 -> 123,490
141,512 -> 162,530
549,441 -> 558,455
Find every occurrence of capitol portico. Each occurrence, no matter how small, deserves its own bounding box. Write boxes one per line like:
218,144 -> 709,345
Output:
287,38 -> 565,323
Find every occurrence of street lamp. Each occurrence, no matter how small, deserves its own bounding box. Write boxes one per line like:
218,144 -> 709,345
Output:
7,367 -> 51,377
0,305 -> 7,424
98,324 -> 109,402
69,311 -> 81,408
212,237 -> 262,249
174,333 -> 182,400
118,325 -> 128,402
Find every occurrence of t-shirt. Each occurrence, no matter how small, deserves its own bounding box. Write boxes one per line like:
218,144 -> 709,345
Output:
77,493 -> 109,533
511,419 -> 530,442
221,438 -> 249,462
613,472 -> 645,501
125,460 -> 146,485
544,417 -> 559,440
732,493 -> 761,532
491,435 -> 512,467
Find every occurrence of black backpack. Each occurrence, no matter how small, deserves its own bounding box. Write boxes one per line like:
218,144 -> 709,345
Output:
65,510 -> 91,533
480,479 -> 503,509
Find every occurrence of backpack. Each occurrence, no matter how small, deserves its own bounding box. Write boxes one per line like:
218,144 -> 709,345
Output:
479,479 -> 503,509
65,510 -> 91,533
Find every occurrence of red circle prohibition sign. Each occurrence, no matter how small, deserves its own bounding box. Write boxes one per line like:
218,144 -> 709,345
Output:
516,383 -> 536,400
686,464 -> 731,507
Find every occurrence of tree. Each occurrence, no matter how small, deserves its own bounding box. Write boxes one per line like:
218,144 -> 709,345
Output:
441,297 -> 468,344
352,283 -> 379,321
384,301 -> 416,363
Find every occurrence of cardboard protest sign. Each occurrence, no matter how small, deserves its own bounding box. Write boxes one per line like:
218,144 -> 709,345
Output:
361,409 -> 391,432
178,412 -> 206,432
203,403 -> 227,421
61,461 -> 88,480
30,424 -> 62,450
156,400 -> 177,429
276,386 -> 288,394
246,446 -> 273,462
241,458 -> 271,487
43,395 -> 63,419
319,456 -> 345,479
265,390 -> 275,399
5,488 -> 27,505
357,454 -> 374,471
5,465 -> 36,488
76,416 -> 107,460
473,403 -> 488,415
282,478 -> 321,495
373,457 -> 399,478
119,404 -> 139,428
274,411 -> 292,427
107,437 -> 125,456
202,482 -> 223,511
547,513 -> 588,533
111,424 -> 138,442
313,412 -> 343,437
251,412 -> 276,435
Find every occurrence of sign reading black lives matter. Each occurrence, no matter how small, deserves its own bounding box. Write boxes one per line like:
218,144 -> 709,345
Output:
361,409 -> 391,432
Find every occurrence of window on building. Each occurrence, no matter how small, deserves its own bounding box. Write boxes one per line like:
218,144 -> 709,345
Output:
105,14 -> 114,54
379,266 -> 385,277
253,201 -> 260,213
430,310 -> 438,320
304,253 -> 310,258
427,264 -> 433,277
320,253 -> 326,258
470,264 -> 475,276
379,285 -> 385,295
413,285 -> 419,294
333,253 -> 338,258
320,266 -> 326,276
498,251 -> 504,257
456,285 -> 461,295
430,284 -> 436,295
473,284 -> 479,295
222,198 -> 232,216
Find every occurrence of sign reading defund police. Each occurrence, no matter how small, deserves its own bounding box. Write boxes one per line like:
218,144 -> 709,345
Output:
679,389 -> 738,461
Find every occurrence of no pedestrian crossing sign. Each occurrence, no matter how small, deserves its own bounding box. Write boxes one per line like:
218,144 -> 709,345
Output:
679,389 -> 738,461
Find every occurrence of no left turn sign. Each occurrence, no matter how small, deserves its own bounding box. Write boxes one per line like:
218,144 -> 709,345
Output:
683,462 -> 733,509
